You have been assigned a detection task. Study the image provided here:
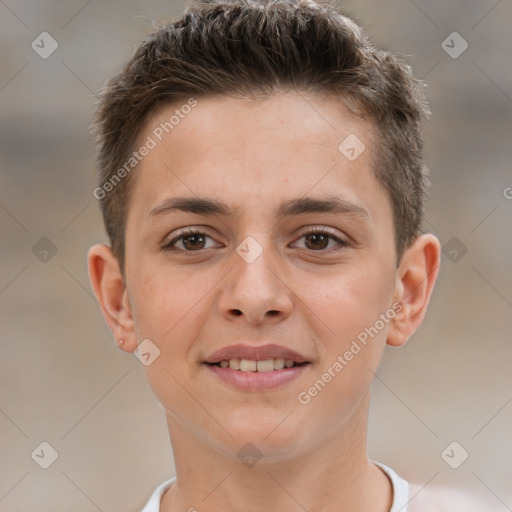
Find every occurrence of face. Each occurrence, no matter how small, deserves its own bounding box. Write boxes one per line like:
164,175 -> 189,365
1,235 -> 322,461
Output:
121,92 -> 401,460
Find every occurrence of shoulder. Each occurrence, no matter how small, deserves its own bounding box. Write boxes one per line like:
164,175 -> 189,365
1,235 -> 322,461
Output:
407,482 -> 502,512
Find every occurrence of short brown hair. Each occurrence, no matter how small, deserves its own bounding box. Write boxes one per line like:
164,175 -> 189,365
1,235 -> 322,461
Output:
92,0 -> 430,274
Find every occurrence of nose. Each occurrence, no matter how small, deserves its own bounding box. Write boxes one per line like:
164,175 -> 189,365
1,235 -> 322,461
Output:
217,237 -> 293,325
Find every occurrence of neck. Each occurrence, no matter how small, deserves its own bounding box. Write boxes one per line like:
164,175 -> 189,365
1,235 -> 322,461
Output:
160,394 -> 392,512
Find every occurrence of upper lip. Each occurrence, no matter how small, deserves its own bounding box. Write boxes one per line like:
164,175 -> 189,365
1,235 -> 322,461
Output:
204,343 -> 310,364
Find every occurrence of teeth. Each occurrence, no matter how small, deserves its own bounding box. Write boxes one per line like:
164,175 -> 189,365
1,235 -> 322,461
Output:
240,359 -> 257,372
274,358 -> 285,369
229,358 -> 241,370
216,358 -> 297,371
256,359 -> 274,372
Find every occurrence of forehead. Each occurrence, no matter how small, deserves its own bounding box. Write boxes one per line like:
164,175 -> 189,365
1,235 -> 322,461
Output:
142,92 -> 369,162
128,92 -> 389,224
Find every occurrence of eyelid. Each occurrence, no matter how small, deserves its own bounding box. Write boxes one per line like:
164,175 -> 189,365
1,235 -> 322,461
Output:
295,225 -> 346,239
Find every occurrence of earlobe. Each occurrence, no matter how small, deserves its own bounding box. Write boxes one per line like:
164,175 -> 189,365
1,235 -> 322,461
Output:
387,234 -> 441,347
87,244 -> 138,353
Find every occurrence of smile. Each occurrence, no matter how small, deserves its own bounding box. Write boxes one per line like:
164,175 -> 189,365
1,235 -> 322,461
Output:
205,360 -> 311,391
210,358 -> 304,372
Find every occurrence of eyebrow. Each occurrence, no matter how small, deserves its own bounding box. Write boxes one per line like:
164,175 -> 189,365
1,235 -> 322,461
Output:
148,195 -> 370,220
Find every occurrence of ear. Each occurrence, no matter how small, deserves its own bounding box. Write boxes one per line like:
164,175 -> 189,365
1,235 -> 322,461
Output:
387,234 -> 441,347
87,244 -> 137,353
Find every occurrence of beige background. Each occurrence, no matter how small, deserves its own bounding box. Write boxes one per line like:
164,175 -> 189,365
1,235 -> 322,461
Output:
1,0 -> 511,510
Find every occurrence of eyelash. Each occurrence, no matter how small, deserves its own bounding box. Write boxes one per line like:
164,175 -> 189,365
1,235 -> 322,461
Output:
162,226 -> 349,254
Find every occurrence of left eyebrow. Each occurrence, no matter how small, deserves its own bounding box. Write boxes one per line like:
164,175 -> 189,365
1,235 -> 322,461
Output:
148,195 -> 371,220
276,196 -> 370,220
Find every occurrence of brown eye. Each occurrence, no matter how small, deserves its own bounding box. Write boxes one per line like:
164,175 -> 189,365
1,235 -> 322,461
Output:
163,228 -> 220,252
180,233 -> 207,250
304,232 -> 330,250
292,228 -> 348,253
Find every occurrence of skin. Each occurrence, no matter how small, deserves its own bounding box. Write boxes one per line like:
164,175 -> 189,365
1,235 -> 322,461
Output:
88,92 -> 440,512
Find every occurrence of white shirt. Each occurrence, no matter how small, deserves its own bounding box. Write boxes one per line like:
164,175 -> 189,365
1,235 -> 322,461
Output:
140,461 -> 409,512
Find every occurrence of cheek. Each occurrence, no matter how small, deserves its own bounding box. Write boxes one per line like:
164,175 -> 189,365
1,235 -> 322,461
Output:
128,264 -> 219,379
130,266 -> 198,338
306,263 -> 396,348
295,270 -> 395,429
128,269 -> 203,414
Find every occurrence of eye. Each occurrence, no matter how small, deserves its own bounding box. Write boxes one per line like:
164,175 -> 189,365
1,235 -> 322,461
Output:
162,227 -> 349,254
162,227 -> 221,252
291,227 -> 349,252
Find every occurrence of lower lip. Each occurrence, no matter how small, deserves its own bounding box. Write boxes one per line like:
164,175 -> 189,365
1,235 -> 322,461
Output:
205,363 -> 310,391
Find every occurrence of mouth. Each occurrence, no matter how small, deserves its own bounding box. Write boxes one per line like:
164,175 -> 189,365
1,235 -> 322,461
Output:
203,343 -> 312,391
206,358 -> 309,372
204,360 -> 311,391
204,342 -> 310,366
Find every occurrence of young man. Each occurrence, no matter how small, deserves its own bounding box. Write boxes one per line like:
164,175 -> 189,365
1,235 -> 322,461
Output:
87,0 -> 464,510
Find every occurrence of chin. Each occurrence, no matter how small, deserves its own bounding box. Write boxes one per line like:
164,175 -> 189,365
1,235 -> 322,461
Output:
214,410 -> 308,461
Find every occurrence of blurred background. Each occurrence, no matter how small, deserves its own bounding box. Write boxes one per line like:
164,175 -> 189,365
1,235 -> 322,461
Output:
1,0 -> 511,510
